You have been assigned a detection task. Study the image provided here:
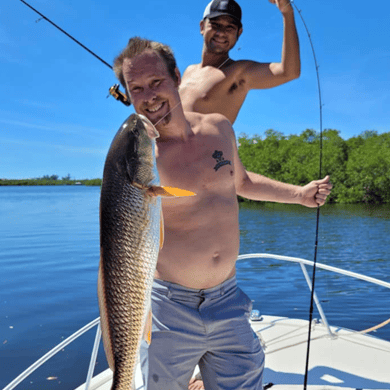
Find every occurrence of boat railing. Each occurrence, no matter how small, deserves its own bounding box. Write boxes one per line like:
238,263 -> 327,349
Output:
3,318 -> 101,390
238,253 -> 390,338
5,253 -> 390,390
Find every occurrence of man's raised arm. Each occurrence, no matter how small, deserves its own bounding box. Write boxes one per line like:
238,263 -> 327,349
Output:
243,0 -> 300,90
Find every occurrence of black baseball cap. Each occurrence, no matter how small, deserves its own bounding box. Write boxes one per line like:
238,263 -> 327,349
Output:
203,0 -> 242,28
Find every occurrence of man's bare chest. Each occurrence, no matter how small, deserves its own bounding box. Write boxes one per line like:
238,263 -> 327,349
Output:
181,66 -> 246,102
157,137 -> 234,192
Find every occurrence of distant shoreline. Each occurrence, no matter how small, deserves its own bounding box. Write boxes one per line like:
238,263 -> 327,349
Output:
0,179 -> 102,186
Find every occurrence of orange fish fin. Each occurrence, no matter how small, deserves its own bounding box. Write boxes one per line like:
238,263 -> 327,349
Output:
159,210 -> 164,250
147,186 -> 196,197
162,186 -> 196,197
143,310 -> 153,345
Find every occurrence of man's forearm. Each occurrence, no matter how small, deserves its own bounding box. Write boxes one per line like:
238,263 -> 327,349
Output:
237,171 -> 303,204
275,10 -> 301,79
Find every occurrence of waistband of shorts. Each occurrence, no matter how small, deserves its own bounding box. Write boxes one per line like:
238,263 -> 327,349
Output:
152,275 -> 237,299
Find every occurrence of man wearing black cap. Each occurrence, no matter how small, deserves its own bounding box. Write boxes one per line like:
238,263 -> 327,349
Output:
179,0 -> 300,125
183,3 -> 300,387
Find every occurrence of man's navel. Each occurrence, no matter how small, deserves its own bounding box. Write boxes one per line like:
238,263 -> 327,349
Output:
212,252 -> 221,262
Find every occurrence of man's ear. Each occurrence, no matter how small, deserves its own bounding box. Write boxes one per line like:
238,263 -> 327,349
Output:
237,27 -> 243,40
200,19 -> 205,35
175,67 -> 181,87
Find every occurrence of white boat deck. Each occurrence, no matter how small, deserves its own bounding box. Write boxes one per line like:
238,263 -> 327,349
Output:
256,316 -> 390,388
75,315 -> 390,390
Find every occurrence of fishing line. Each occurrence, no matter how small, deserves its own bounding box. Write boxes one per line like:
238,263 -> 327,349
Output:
288,1 -> 324,388
20,0 -> 131,105
19,0 -> 233,116
19,0 -> 113,70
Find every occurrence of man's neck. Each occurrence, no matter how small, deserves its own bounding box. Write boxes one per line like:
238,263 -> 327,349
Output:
156,110 -> 193,143
201,48 -> 231,68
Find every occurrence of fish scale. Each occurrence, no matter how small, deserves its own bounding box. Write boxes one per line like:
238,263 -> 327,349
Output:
98,114 -> 161,390
98,114 -> 195,389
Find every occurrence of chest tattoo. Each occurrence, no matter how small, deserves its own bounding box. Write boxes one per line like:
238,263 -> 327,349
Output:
212,150 -> 232,172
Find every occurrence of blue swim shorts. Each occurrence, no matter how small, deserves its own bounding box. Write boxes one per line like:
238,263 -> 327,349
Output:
140,276 -> 265,390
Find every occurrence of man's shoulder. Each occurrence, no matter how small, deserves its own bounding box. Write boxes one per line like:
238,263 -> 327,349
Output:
185,111 -> 233,137
230,59 -> 266,71
182,63 -> 200,76
185,111 -> 230,126
184,59 -> 259,71
216,59 -> 269,82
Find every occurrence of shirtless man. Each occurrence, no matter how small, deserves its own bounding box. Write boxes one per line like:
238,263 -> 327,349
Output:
180,2 -> 301,387
180,0 -> 300,125
113,37 -> 331,390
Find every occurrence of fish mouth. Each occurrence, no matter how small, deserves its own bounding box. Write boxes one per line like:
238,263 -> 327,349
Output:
138,115 -> 160,139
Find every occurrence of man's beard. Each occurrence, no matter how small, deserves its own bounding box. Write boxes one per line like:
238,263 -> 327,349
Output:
207,37 -> 233,55
209,43 -> 229,55
153,109 -> 172,128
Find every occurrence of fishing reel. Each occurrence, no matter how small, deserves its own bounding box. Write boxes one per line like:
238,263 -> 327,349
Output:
108,84 -> 131,106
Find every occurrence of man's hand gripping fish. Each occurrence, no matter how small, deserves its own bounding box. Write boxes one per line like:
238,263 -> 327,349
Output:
98,114 -> 195,390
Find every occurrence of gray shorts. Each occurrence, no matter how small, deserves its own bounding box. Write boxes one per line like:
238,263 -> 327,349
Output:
140,276 -> 265,390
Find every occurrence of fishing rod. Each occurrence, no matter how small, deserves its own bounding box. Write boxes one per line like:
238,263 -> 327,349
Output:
290,1 -> 324,388
19,0 -> 130,106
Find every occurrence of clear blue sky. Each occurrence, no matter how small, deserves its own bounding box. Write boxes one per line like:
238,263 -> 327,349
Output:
1,0 -> 389,179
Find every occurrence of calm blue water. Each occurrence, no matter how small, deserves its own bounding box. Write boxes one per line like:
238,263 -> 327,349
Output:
1,186 -> 389,389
